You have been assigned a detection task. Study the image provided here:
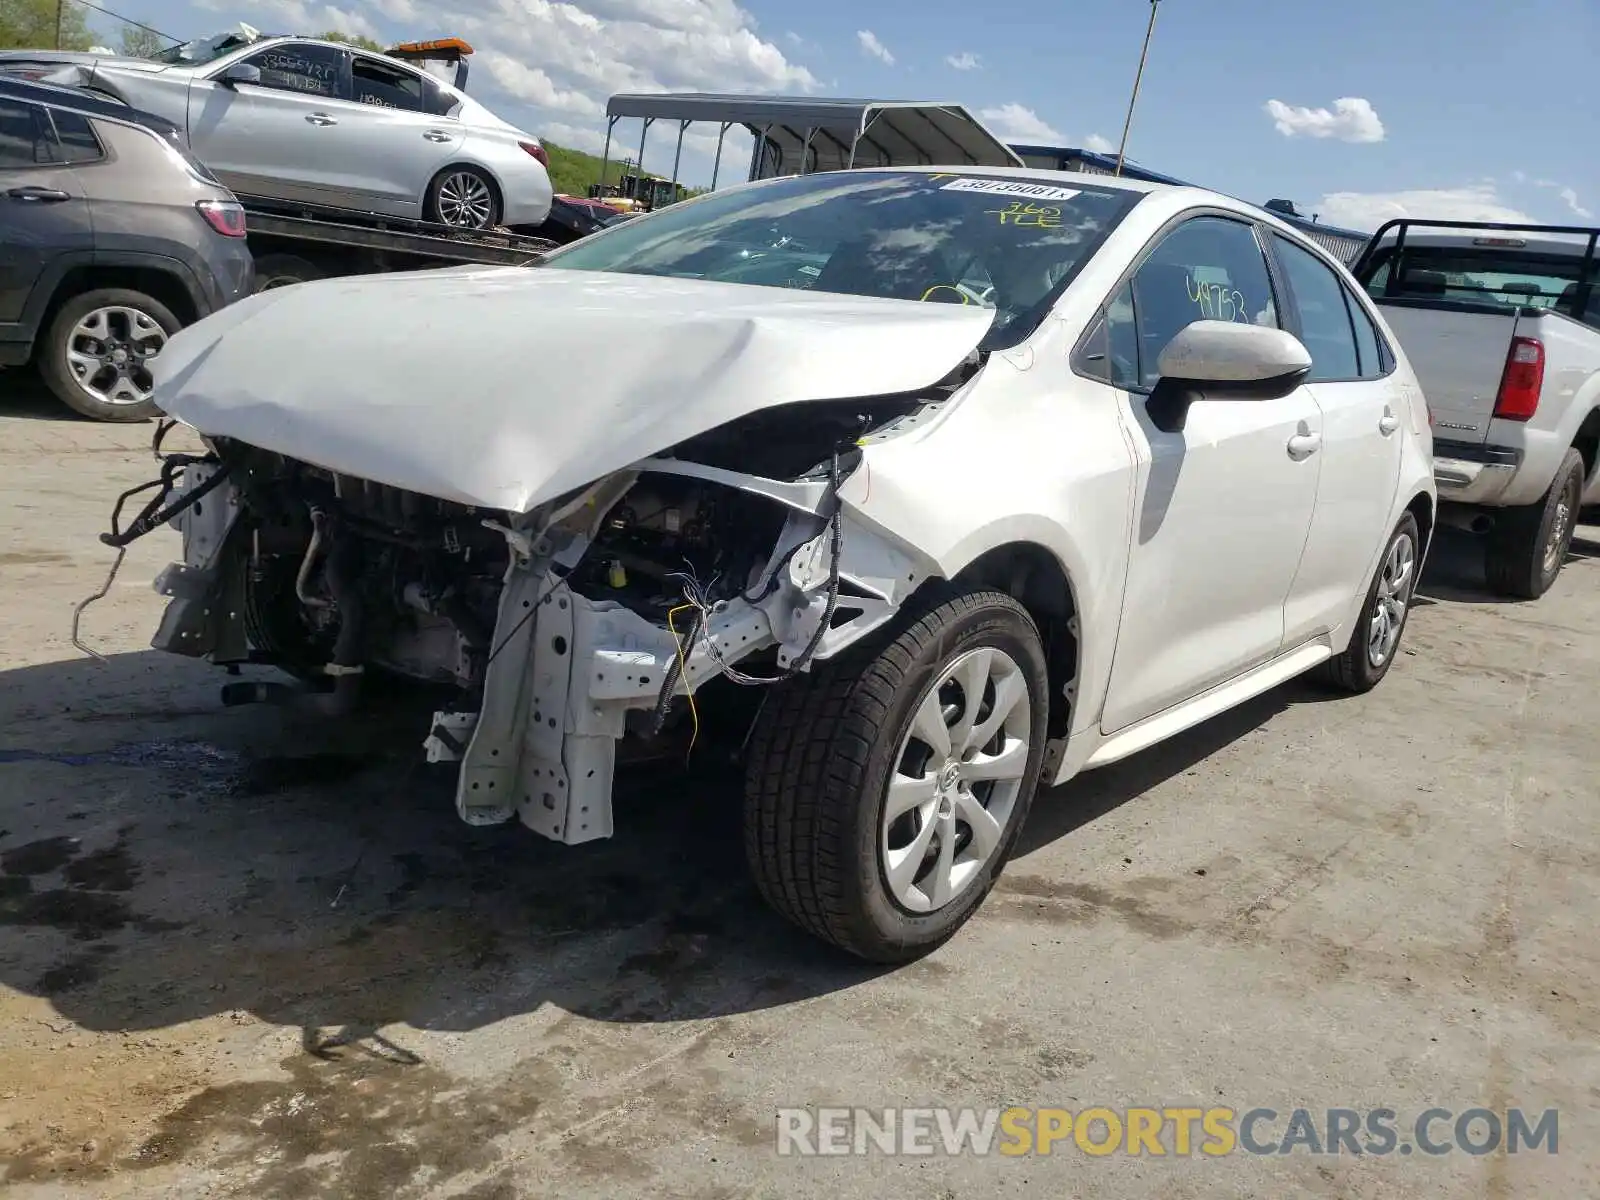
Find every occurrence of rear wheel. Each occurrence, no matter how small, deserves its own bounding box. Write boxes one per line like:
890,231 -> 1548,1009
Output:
1484,448 -> 1584,599
252,253 -> 326,291
743,588 -> 1050,962
38,288 -> 179,422
426,166 -> 501,230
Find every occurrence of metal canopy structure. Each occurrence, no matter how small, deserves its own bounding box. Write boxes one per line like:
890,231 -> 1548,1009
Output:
598,92 -> 1024,202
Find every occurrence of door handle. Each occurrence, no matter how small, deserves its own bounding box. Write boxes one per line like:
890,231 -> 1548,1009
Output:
6,186 -> 71,203
1286,431 -> 1322,460
423,129 -> 453,143
1378,407 -> 1400,435
305,112 -> 337,126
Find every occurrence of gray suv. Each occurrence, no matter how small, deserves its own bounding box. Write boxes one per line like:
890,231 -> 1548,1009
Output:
0,77 -> 254,421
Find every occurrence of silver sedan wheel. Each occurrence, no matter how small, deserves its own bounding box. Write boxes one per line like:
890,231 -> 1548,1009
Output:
881,646 -> 1032,914
65,305 -> 167,408
435,171 -> 495,228
1367,530 -> 1416,668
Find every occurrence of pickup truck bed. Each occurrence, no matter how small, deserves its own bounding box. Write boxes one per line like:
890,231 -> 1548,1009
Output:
1351,220 -> 1600,598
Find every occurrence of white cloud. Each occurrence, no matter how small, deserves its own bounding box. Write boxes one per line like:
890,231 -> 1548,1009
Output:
1316,184 -> 1535,232
1528,179 -> 1594,219
1264,96 -> 1385,144
479,52 -> 602,115
1557,187 -> 1593,219
1083,132 -> 1116,154
976,103 -> 1064,144
945,51 -> 980,70
195,0 -> 384,40
857,30 -> 894,65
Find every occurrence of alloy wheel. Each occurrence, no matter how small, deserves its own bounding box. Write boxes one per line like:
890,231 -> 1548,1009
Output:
65,306 -> 168,408
435,172 -> 494,228
1367,531 -> 1416,668
881,646 -> 1032,914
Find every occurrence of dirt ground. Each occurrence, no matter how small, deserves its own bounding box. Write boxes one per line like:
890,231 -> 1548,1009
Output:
2,384 -> 1597,1199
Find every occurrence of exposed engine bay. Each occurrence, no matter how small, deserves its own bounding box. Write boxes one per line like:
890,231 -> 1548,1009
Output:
79,387 -> 962,845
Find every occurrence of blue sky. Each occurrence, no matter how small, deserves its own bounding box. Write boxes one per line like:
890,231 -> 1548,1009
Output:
88,0 -> 1600,232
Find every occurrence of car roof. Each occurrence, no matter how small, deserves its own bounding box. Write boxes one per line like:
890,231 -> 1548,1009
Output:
0,74 -> 179,136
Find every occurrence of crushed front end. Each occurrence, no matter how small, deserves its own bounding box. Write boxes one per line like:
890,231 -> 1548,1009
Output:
102,398 -> 949,845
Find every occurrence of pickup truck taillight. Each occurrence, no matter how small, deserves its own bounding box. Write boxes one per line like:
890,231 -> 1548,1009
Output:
197,199 -> 247,238
1493,336 -> 1544,422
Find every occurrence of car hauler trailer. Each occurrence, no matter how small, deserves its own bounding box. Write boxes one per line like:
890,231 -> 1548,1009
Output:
593,92 -> 1025,207
231,195 -> 559,290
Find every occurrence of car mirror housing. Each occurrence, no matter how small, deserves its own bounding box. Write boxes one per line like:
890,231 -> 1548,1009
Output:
1155,320 -> 1312,390
216,62 -> 262,88
1145,321 -> 1313,434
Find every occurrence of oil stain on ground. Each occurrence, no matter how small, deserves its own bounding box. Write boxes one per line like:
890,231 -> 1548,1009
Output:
0,828 -> 182,942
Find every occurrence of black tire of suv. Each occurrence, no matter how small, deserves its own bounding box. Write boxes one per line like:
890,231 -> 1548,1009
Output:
1314,512 -> 1421,695
252,254 -> 325,291
1484,448 -> 1585,600
742,588 -> 1051,963
38,288 -> 179,423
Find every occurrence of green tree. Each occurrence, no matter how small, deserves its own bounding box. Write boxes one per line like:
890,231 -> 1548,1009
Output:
320,29 -> 385,52
117,23 -> 166,59
0,0 -> 93,51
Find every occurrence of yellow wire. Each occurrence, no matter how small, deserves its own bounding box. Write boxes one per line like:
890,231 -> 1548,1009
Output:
665,603 -> 700,759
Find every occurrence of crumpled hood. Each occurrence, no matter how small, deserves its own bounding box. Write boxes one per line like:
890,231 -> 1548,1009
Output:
151,266 -> 996,513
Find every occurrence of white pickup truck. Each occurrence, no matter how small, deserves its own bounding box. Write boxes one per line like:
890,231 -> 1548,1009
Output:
1350,220 -> 1600,598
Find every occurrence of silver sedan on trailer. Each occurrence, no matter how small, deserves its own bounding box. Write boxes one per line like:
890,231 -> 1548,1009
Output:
0,28 -> 554,230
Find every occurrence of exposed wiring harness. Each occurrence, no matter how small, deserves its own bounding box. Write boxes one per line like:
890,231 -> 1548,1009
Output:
653,447 -> 846,713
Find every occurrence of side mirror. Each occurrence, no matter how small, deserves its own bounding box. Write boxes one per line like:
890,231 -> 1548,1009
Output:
1147,320 -> 1312,433
216,62 -> 261,88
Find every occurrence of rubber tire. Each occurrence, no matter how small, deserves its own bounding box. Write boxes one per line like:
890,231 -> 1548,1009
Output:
37,287 -> 179,422
1314,511 -> 1421,695
425,165 -> 502,230
252,253 -> 325,292
742,587 -> 1051,963
1484,448 -> 1585,600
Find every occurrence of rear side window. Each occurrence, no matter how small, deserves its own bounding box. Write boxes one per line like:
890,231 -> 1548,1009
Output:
43,108 -> 103,164
1342,286 -> 1393,378
1271,233 -> 1360,382
351,55 -> 425,111
0,99 -> 45,167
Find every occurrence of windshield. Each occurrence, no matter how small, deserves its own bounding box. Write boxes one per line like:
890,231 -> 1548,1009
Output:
542,170 -> 1144,349
153,28 -> 262,66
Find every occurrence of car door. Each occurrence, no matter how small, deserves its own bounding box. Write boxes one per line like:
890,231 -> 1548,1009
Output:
0,99 -> 92,339
1266,231 -> 1407,645
186,41 -> 351,205
1085,214 -> 1325,734
339,53 -> 464,215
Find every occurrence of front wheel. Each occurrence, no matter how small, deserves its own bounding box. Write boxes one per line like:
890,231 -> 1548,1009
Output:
425,166 -> 501,230
1315,512 -> 1421,694
743,589 -> 1050,962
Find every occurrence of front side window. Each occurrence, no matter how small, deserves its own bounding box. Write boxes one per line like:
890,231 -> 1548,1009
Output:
0,99 -> 43,167
542,171 -> 1145,351
1271,233 -> 1360,382
351,55 -> 425,111
241,43 -> 345,99
1123,216 -> 1279,389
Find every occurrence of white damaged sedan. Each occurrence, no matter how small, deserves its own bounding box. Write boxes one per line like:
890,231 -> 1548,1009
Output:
118,167 -> 1435,961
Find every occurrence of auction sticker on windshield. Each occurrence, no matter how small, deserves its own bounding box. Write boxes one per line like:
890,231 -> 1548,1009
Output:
940,178 -> 1083,201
